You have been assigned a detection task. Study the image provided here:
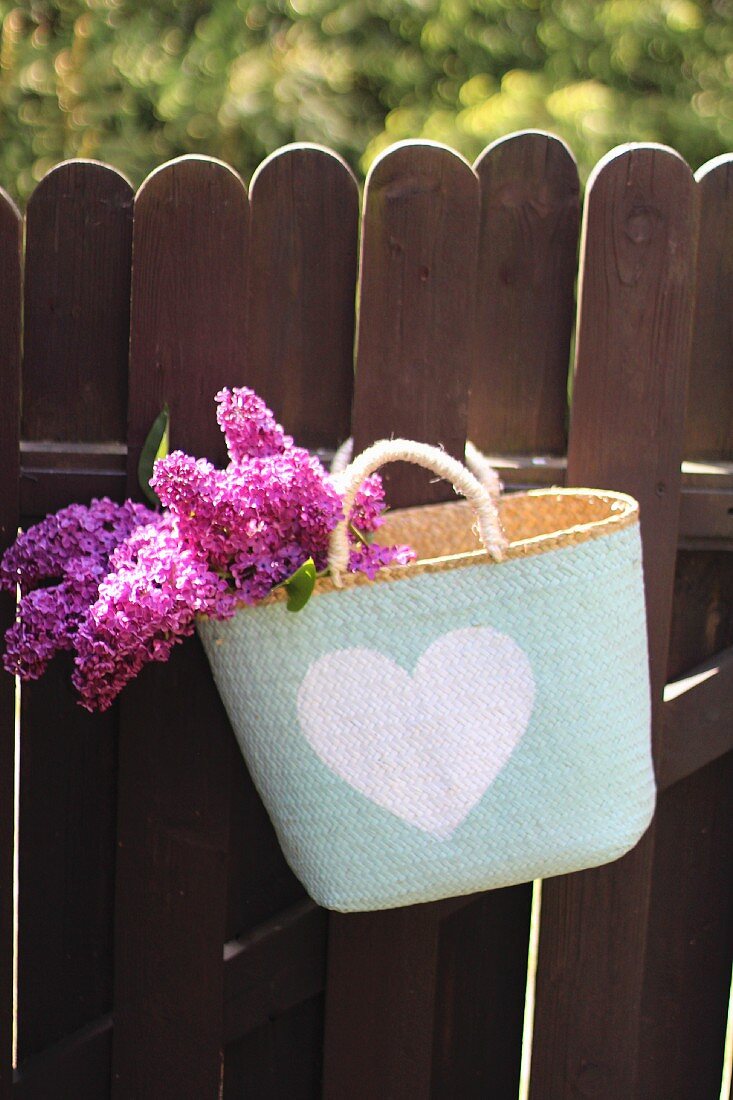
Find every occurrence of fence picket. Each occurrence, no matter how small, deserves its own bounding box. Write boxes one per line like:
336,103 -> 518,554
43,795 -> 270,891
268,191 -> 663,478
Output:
433,129 -> 581,1099
246,144 -> 359,452
323,141 -> 482,1099
223,144 -> 358,1091
530,145 -> 697,1098
0,187 -> 21,1100
2,135 -> 731,1099
471,131 -> 579,455
113,155 -> 249,1099
636,154 -> 733,1098
17,162 -> 133,1070
351,140 -> 480,508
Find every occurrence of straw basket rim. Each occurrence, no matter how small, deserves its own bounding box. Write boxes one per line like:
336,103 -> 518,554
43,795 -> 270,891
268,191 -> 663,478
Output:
200,486 -> 639,615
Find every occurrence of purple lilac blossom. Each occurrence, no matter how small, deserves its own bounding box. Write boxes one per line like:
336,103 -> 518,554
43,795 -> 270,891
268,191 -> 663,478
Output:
71,517 -> 236,712
0,497 -> 153,595
1,388 -> 415,711
215,386 -> 292,460
1,499 -> 156,682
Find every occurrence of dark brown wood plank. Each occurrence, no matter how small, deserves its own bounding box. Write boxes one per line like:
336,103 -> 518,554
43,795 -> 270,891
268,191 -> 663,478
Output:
431,888 -> 533,1098
323,141 -> 483,1100
16,163 -> 133,1067
635,153 -> 733,1099
685,154 -> 733,461
0,187 -> 21,1100
21,161 -> 133,444
429,131 -> 580,1100
530,145 -> 697,1099
325,905 -> 443,1098
112,155 -> 249,1099
661,645 -> 733,791
224,146 -> 359,951
223,901 -> 327,1043
351,140 -> 480,507
223,996 -> 323,1100
471,131 -> 579,455
12,1018 -> 111,1100
246,144 -> 358,452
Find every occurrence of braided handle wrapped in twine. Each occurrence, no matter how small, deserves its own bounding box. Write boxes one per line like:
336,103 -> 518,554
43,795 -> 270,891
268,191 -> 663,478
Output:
328,438 -> 508,587
331,436 -> 504,502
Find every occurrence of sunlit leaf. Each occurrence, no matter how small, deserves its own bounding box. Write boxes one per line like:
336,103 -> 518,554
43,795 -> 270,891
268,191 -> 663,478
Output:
138,404 -> 170,507
283,557 -> 317,613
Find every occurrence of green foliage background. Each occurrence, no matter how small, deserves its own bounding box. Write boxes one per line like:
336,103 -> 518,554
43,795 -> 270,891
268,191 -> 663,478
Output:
1,0 -> 731,202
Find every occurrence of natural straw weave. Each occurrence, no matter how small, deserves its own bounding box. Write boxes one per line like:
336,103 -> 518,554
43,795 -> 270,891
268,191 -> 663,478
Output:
259,487 -> 639,606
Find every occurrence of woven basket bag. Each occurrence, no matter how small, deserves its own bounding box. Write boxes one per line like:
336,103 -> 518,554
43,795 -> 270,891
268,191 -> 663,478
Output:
198,440 -> 655,912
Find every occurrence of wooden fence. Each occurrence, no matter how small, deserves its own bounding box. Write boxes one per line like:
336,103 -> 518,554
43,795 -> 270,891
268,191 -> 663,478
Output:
0,132 -> 731,1099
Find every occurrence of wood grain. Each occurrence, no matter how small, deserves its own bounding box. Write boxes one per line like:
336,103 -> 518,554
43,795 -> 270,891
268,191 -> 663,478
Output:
22,161 -> 133,444
17,163 -> 133,1067
246,144 -> 358,451
471,132 -> 579,455
223,146 -> 358,968
113,155 -> 249,1099
661,645 -> 733,791
351,141 -> 480,507
324,141 -> 518,1100
685,154 -> 733,460
530,145 -> 697,1099
635,154 -> 733,1099
0,187 -> 21,1100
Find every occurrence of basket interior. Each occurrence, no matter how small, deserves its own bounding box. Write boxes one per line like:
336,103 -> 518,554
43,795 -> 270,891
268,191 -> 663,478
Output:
374,488 -> 638,563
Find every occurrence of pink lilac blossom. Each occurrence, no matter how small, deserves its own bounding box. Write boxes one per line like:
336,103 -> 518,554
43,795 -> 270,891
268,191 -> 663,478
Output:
1,388 -> 415,712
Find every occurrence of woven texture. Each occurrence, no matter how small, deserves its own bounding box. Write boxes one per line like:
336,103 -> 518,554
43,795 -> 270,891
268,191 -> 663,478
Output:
198,494 -> 654,912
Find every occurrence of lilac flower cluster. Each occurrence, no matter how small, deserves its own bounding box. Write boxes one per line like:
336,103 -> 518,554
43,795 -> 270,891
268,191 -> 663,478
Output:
0,499 -> 156,680
1,388 -> 413,712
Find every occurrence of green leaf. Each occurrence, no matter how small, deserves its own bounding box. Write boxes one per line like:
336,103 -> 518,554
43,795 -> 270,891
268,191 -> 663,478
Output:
138,404 -> 170,507
283,557 -> 317,613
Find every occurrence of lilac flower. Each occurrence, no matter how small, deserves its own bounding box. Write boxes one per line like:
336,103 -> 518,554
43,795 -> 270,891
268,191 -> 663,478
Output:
0,498 -> 153,595
72,517 -> 236,713
215,387 -> 292,461
1,500 -> 156,681
348,542 -> 415,579
348,474 -> 387,533
1,388 -> 415,712
152,445 -> 345,603
3,557 -> 106,680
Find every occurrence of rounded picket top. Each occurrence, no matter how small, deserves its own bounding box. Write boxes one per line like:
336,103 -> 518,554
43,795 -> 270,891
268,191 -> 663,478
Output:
353,141 -> 480,509
23,159 -> 135,445
249,141 -> 357,194
0,184 -> 21,228
135,152 -> 247,203
470,130 -> 580,457
688,152 -> 733,461
475,129 -> 577,178
246,143 -> 359,451
695,150 -> 733,185
129,154 -> 250,472
28,157 -> 133,199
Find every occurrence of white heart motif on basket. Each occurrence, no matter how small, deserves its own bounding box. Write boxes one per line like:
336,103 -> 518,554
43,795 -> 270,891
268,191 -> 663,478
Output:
297,627 -> 535,840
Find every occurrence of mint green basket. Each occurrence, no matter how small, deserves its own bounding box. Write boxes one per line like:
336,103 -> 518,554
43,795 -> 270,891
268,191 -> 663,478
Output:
198,440 -> 655,912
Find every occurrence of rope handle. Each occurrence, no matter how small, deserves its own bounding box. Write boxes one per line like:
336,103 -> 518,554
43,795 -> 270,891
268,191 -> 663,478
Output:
329,438 -> 508,587
330,436 -> 504,500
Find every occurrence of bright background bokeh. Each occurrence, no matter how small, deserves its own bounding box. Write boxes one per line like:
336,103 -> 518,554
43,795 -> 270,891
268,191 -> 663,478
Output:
0,0 -> 731,201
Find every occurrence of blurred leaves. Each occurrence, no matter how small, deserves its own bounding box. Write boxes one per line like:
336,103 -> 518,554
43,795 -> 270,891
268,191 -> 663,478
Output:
1,0 -> 732,201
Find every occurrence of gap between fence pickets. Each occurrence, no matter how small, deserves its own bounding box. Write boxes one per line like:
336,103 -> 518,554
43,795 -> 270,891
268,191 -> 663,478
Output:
661,645 -> 733,791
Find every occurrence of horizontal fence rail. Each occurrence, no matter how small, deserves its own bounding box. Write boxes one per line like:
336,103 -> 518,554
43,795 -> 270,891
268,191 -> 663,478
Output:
0,134 -> 731,1100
